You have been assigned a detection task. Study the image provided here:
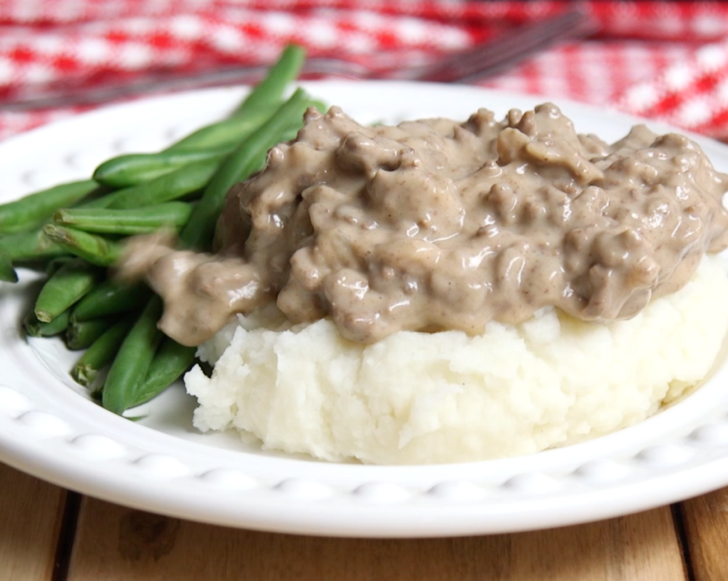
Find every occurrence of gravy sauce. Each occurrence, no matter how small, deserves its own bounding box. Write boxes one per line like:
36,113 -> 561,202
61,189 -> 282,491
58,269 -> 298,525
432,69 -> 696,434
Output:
122,104 -> 728,346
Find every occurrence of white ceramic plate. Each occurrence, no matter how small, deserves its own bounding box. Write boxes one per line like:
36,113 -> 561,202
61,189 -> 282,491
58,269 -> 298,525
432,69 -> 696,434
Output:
2,81 -> 728,538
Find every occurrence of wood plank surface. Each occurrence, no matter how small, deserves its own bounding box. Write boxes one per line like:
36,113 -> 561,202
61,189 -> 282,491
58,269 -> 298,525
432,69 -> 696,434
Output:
0,462 -> 69,581
67,498 -> 687,581
679,487 -> 728,581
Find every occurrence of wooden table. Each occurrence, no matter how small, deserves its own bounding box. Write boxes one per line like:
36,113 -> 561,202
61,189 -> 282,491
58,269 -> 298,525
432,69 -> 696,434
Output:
3,461 -> 727,581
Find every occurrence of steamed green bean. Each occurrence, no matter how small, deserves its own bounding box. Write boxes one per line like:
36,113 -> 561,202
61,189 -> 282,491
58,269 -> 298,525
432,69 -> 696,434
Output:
102,297 -> 163,414
66,317 -> 116,350
55,202 -> 192,235
35,259 -> 99,323
107,158 -> 223,210
93,146 -> 231,189
0,179 -> 98,235
72,318 -> 135,386
92,45 -> 306,188
130,338 -> 196,408
42,225 -> 123,267
72,280 -> 152,321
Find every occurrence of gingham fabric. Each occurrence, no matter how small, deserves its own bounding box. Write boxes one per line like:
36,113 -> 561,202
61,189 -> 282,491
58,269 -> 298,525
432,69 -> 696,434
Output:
2,1 -> 728,139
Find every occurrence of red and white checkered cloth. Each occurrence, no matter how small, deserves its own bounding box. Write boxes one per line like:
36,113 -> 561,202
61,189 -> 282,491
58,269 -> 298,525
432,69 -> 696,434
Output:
2,1 -> 728,140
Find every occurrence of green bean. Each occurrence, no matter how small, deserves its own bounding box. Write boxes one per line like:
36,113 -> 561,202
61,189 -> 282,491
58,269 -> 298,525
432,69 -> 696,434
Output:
106,158 -> 223,210
93,146 -> 231,188
102,297 -> 163,414
0,200 -> 120,268
229,45 -> 307,121
24,309 -> 71,337
129,339 -> 196,408
169,44 -> 306,151
0,227 -> 65,261
0,247 -> 17,282
54,202 -> 192,235
181,88 -> 310,251
35,259 -> 100,323
0,180 -> 98,235
72,280 -> 152,321
91,45 -> 306,188
166,108 -> 275,154
71,318 -> 134,387
42,225 -> 122,267
65,317 -> 115,350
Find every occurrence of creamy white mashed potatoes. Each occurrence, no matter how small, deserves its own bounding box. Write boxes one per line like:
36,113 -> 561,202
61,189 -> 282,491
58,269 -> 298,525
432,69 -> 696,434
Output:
184,255 -> 728,464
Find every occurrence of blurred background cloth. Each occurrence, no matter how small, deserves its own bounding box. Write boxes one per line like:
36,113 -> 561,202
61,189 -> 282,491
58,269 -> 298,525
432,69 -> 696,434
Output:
2,0 -> 728,139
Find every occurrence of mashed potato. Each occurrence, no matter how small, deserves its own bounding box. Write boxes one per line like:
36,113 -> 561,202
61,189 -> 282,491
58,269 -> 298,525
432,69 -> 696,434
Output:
184,254 -> 728,464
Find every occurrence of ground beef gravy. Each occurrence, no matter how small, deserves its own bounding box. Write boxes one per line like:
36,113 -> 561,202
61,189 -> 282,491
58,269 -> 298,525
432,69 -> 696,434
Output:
121,103 -> 728,346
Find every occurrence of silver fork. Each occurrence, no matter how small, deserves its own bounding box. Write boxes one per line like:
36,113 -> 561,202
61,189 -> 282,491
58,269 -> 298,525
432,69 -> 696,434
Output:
0,10 -> 594,111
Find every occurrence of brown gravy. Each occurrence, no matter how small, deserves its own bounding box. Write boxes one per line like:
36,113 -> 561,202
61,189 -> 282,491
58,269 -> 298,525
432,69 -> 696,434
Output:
121,104 -> 728,346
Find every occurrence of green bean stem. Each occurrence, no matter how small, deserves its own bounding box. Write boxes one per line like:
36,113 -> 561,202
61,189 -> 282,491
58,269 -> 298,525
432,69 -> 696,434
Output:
102,297 -> 163,414
129,339 -> 197,408
54,202 -> 192,235
0,180 -> 98,235
42,225 -> 122,267
35,259 -> 100,323
24,309 -> 71,337
65,317 -> 116,350
71,318 -> 135,387
181,88 -> 310,251
72,279 -> 152,321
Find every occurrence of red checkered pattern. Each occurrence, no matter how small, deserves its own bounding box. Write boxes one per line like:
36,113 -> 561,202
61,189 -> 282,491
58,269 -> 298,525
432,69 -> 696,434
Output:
1,1 -> 728,139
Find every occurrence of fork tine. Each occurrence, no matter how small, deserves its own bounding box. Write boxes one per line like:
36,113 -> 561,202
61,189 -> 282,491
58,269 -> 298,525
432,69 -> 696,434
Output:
414,10 -> 596,83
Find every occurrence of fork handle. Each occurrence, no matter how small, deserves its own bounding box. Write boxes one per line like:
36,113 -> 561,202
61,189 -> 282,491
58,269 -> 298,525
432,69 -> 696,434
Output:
415,10 -> 595,83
